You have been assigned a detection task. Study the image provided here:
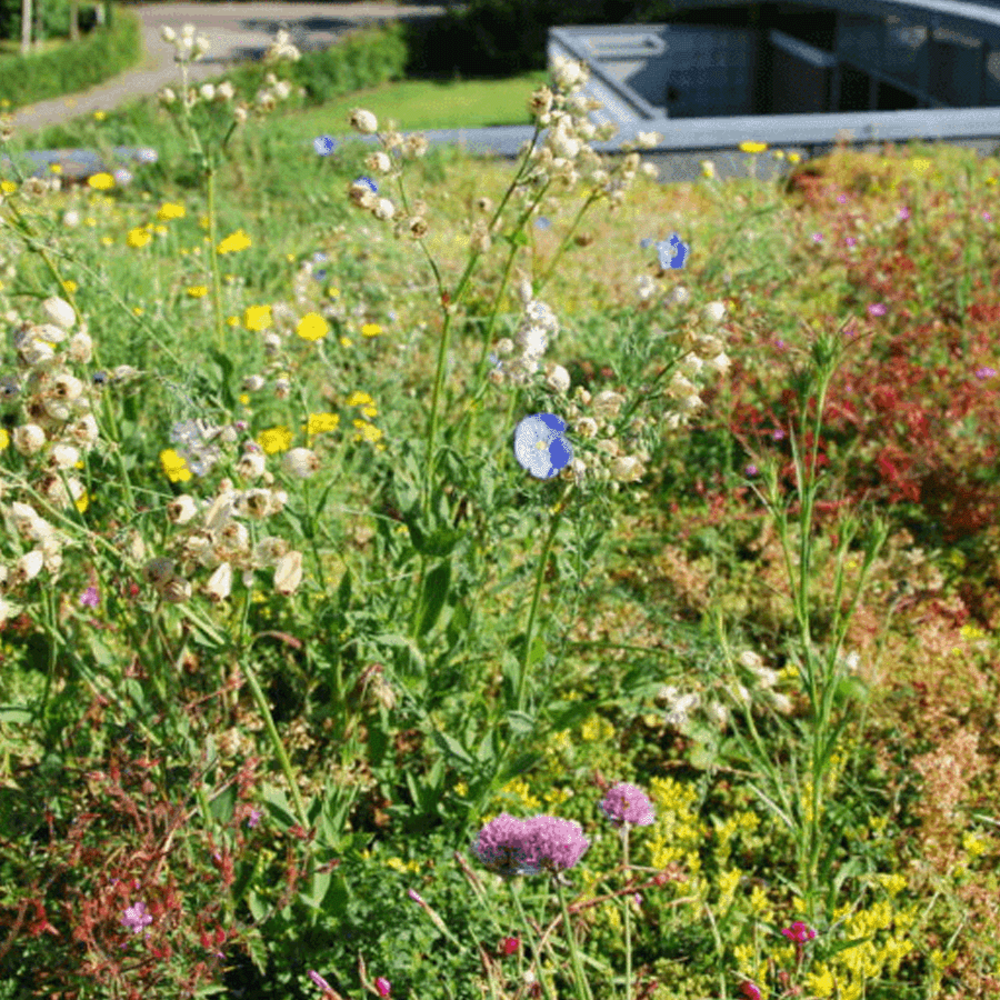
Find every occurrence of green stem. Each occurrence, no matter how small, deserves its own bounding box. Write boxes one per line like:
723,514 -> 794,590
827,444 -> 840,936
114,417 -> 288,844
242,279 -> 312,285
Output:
509,879 -> 558,1000
622,825 -> 633,1000
204,160 -> 226,352
554,875 -> 595,1000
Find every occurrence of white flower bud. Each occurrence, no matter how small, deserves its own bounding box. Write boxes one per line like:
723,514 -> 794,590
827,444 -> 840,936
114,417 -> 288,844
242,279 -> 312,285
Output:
373,198 -> 395,221
591,390 -> 625,419
13,549 -> 45,585
574,417 -> 598,438
216,81 -> 235,101
49,443 -> 79,470
702,301 -> 727,326
349,108 -> 378,134
205,562 -> 233,602
545,364 -> 571,394
159,87 -> 177,106
160,25 -> 176,43
281,447 -> 319,479
274,550 -> 303,595
68,331 -> 93,363
13,424 -> 46,455
199,83 -> 216,102
42,296 -> 75,330
167,495 -> 199,525
236,451 -> 267,480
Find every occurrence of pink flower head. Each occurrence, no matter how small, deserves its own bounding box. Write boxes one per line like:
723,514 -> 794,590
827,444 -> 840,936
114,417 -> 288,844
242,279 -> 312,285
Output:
868,303 -> 887,317
375,977 -> 391,997
407,888 -> 424,904
121,901 -> 152,935
472,813 -> 589,877
308,970 -> 335,994
79,586 -> 100,608
781,920 -> 817,943
599,782 -> 656,827
739,982 -> 762,1000
500,935 -> 520,957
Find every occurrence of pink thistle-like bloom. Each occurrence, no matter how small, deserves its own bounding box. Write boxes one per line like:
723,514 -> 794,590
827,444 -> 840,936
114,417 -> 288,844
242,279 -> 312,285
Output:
375,977 -> 391,997
781,920 -> 817,943
868,303 -> 887,317
599,782 -> 656,828
473,813 -> 538,877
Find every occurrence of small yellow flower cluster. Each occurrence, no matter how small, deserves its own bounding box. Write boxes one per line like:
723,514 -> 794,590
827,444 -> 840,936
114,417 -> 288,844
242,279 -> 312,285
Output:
257,425 -> 293,454
383,856 -> 421,875
646,776 -> 702,883
217,228 -> 252,255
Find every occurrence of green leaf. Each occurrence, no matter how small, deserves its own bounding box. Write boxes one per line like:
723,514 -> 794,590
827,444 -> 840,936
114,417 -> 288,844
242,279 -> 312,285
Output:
262,786 -> 297,832
431,729 -> 474,768
210,784 -> 237,825
299,867 -> 332,910
506,711 -> 535,736
527,635 -> 547,668
248,889 -> 268,924
445,599 -> 471,648
418,559 -> 451,637
337,568 -> 352,612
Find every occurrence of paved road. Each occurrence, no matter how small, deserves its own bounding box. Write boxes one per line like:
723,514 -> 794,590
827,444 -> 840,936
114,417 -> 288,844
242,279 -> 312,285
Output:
6,2 -> 455,140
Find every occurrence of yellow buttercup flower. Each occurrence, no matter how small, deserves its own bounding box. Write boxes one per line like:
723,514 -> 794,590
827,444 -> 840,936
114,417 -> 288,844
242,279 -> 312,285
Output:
61,280 -> 77,294
306,412 -> 340,434
0,428 -> 9,450
160,448 -> 192,483
739,141 -> 768,154
244,304 -> 272,331
353,420 -> 383,443
216,228 -> 252,254
127,228 -> 152,249
346,391 -> 374,407
186,285 -> 209,298
93,110 -> 106,121
49,163 -> 62,175
296,312 -> 329,341
788,152 -> 801,164
87,172 -> 115,191
157,202 -> 186,220
361,323 -> 382,338
257,425 -> 293,454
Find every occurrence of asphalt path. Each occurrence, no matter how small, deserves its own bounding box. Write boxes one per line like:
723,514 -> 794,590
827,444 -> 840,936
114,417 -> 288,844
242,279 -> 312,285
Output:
6,2 -> 456,139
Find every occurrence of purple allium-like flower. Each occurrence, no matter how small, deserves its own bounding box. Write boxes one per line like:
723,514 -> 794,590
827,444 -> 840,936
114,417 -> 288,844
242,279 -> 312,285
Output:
247,808 -> 262,828
473,813 -> 589,877
983,212 -> 992,222
772,428 -> 785,441
745,464 -> 758,476
845,236 -> 857,247
79,586 -> 99,608
811,232 -> 823,242
519,815 -> 589,873
836,193 -> 847,204
473,813 -> 538,877
599,782 -> 656,828
975,366 -> 997,380
898,206 -> 910,220
868,303 -> 887,317
121,901 -> 152,934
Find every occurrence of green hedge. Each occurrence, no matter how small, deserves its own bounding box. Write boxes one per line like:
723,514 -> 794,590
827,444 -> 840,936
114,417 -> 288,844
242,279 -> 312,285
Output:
0,2 -> 140,111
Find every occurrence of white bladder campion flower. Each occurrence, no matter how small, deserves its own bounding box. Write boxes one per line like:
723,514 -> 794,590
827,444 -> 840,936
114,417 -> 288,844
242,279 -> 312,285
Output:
702,301 -> 727,326
274,550 -> 303,596
349,108 -> 378,134
13,424 -> 46,456
205,562 -> 233,603
42,296 -> 75,331
281,447 -> 319,479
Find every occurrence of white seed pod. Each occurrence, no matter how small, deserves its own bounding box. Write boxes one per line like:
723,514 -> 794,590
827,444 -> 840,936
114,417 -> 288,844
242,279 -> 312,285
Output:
372,198 -> 396,221
236,451 -> 267,480
68,331 -> 93,364
610,456 -> 645,482
281,447 -> 319,480
167,495 -> 199,525
349,108 -> 378,134
273,550 -> 303,596
13,424 -> 46,456
42,296 -> 75,331
702,301 -> 727,326
12,549 -> 45,585
161,577 -> 193,604
204,562 -> 233,602
48,443 -> 80,470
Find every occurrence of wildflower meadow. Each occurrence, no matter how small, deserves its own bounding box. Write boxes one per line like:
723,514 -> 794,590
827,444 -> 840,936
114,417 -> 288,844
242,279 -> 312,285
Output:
0,17 -> 998,1000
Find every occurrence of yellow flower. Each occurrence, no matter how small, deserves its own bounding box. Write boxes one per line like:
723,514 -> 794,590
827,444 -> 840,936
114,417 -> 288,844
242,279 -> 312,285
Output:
160,448 -> 192,483
93,110 -> 106,121
987,176 -> 998,187
962,832 -> 988,859
257,425 -> 293,454
61,280 -> 77,294
788,152 -> 801,164
0,180 -> 17,194
910,157 -> 931,173
216,228 -> 252,254
157,202 -> 187,220
874,872 -> 907,897
239,394 -> 250,405
186,285 -> 209,298
133,307 -> 143,316
244,304 -> 272,331
340,336 -> 352,348
353,420 -> 383,444
329,287 -> 340,298
296,312 -> 329,341
455,780 -> 468,797
772,149 -> 785,160
739,141 -> 768,154
226,315 -> 239,327
127,228 -> 152,248
87,172 -> 115,190
346,391 -> 374,407
0,428 -> 9,450
75,490 -> 89,513
49,163 -> 62,175
306,412 -> 340,434
361,323 -> 382,338
286,253 -> 296,263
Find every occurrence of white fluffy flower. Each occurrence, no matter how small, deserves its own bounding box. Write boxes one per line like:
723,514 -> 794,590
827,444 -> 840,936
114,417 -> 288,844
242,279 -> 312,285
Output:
68,331 -> 93,363
160,24 -> 176,43
349,108 -> 378,134
281,447 -> 319,479
591,390 -> 625,419
13,549 -> 44,585
610,456 -> 644,482
373,198 -> 396,221
13,424 -> 46,456
366,151 -> 393,174
48,443 -> 79,470
274,550 -> 303,595
702,301 -> 727,326
199,83 -> 216,102
167,495 -> 199,525
236,451 -> 267,480
545,364 -> 571,394
205,562 -> 233,602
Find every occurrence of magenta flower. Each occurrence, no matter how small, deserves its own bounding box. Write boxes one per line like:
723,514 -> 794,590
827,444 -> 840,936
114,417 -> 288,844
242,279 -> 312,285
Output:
739,982 -> 762,1000
745,464 -> 758,476
781,920 -> 817,943
811,231 -> 823,242
79,586 -> 100,608
975,366 -> 997,380
407,888 -> 424,904
473,813 -> 589,877
599,782 -> 656,828
308,969 -> 335,994
845,236 -> 857,247
121,901 -> 152,935
375,977 -> 391,997
836,193 -> 847,204
898,206 -> 910,220
499,936 -> 519,957
868,303 -> 887,317
246,808 -> 262,828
